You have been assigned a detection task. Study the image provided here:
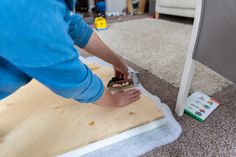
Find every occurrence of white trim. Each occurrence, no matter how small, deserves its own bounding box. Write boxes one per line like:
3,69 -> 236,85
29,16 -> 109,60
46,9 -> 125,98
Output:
57,118 -> 166,157
155,0 -> 196,18
175,0 -> 203,116
157,7 -> 195,18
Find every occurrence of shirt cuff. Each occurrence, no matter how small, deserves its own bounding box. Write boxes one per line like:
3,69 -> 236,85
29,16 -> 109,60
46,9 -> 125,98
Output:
74,64 -> 104,103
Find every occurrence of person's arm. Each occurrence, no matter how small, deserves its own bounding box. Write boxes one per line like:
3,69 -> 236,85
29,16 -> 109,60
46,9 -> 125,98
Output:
68,14 -> 128,80
66,14 -> 140,107
84,32 -> 128,80
83,36 -> 141,107
20,57 -> 141,108
95,88 -> 141,108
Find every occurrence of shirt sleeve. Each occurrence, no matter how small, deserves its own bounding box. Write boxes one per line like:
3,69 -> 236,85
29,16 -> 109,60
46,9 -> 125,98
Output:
19,57 -> 104,103
68,13 -> 93,48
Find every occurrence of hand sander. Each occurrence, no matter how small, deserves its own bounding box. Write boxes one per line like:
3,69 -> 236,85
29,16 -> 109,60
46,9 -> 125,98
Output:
107,71 -> 139,91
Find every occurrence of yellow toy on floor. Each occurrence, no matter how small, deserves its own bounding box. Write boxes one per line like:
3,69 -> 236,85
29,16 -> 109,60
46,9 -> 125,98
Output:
94,17 -> 108,30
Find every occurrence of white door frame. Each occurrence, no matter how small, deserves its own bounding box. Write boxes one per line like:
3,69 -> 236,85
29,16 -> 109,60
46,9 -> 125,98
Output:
175,0 -> 203,116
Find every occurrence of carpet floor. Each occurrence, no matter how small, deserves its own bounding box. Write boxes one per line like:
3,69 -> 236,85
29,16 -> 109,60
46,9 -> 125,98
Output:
79,16 -> 235,157
126,60 -> 236,157
96,18 -> 232,95
79,49 -> 236,157
79,50 -> 236,156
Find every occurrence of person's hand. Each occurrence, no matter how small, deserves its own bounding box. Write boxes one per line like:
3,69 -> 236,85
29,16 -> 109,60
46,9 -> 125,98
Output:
113,60 -> 129,82
113,89 -> 141,107
94,87 -> 141,108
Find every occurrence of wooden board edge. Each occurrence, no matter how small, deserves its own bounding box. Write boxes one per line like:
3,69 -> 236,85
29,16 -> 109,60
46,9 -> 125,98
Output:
75,113 -> 165,148
57,117 -> 167,157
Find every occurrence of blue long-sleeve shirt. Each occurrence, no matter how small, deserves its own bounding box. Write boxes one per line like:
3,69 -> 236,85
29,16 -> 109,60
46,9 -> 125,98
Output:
0,0 -> 104,102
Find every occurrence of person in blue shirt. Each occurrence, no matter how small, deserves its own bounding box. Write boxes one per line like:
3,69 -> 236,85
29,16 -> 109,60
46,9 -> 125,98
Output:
0,0 -> 141,107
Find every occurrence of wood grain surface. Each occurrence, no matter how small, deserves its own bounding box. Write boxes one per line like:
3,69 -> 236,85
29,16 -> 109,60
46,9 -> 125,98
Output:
0,64 -> 164,157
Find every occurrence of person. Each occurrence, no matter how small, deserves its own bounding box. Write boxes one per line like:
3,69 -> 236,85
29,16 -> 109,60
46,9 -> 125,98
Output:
0,0 -> 141,107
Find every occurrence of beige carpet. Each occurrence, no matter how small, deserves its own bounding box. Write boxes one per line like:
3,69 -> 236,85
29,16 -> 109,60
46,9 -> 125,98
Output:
96,18 -> 232,95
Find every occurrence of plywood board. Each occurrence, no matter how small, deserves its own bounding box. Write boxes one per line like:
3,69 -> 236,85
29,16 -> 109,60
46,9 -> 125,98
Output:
0,64 -> 164,157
